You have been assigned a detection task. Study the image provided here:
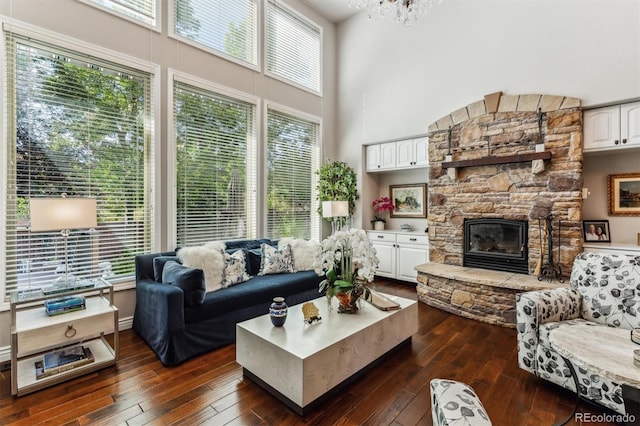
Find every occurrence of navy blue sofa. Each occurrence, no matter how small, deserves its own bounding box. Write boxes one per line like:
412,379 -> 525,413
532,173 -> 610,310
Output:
133,239 -> 323,366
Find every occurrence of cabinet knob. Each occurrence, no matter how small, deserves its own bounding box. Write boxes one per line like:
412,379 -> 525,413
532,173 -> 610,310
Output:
623,138 -> 627,144
377,235 -> 384,238
65,324 -> 77,338
614,140 -> 620,145
377,165 -> 380,168
410,238 -> 417,241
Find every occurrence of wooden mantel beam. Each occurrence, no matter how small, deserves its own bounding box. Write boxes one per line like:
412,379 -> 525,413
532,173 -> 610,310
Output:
442,151 -> 551,169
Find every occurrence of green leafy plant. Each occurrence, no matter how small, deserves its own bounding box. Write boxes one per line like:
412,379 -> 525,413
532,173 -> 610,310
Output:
316,160 -> 359,222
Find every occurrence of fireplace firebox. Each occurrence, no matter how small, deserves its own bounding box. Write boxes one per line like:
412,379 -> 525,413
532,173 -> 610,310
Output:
463,218 -> 528,274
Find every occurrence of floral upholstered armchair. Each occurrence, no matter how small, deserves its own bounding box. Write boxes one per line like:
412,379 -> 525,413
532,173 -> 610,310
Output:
516,252 -> 640,415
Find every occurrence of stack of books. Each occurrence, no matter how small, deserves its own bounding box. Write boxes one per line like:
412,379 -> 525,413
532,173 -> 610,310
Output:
44,295 -> 86,316
34,345 -> 94,379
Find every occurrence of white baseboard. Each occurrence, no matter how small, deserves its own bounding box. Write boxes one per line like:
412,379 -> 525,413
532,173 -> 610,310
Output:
0,316 -> 134,365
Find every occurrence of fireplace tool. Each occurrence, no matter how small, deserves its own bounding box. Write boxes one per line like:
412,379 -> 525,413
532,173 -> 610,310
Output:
538,214 -> 564,283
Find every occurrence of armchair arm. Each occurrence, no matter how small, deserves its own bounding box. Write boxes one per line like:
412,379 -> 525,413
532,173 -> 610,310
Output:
516,287 -> 581,374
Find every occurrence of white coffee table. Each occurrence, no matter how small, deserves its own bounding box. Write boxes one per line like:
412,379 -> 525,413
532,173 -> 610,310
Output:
236,293 -> 418,415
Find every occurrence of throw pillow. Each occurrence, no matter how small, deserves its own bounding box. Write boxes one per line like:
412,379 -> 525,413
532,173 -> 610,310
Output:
278,238 -> 321,272
259,243 -> 295,276
177,245 -> 225,293
153,256 -> 180,282
162,261 -> 206,307
222,249 -> 252,287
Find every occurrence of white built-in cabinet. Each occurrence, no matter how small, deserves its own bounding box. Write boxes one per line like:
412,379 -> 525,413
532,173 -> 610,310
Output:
366,136 -> 429,172
365,142 -> 396,170
367,231 -> 429,283
583,102 -> 640,152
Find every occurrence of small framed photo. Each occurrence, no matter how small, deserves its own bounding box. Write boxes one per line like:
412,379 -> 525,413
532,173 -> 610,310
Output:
608,173 -> 640,216
390,183 -> 427,218
582,220 -> 611,242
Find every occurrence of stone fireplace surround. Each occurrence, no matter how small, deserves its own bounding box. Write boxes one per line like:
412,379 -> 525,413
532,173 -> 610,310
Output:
416,93 -> 583,327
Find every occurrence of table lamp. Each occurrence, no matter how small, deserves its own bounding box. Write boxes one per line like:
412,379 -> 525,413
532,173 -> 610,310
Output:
29,196 -> 97,286
322,200 -> 349,234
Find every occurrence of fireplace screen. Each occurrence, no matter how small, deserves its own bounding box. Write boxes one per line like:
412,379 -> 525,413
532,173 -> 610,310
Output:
463,218 -> 528,274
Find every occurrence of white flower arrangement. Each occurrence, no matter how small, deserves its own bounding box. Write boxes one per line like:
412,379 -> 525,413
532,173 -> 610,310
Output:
315,228 -> 379,300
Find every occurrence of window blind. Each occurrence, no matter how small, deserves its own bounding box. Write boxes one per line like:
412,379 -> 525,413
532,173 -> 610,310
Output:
3,32 -> 154,296
83,0 -> 157,27
173,81 -> 257,246
266,107 -> 320,241
172,0 -> 258,67
266,0 -> 321,94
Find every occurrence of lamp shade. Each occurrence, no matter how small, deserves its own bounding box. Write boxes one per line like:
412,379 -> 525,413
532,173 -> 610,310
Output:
322,200 -> 349,218
30,198 -> 97,232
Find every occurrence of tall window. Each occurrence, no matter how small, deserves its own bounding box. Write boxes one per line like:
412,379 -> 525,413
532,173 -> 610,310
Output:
173,78 -> 257,246
81,0 -> 159,29
266,0 -> 321,94
171,0 -> 259,68
266,106 -> 320,240
3,32 -> 154,295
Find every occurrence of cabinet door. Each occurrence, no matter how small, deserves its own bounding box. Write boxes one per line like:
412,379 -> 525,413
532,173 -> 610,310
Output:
396,140 -> 414,168
396,245 -> 429,283
365,144 -> 381,171
413,137 -> 429,166
372,243 -> 395,278
379,142 -> 396,169
583,106 -> 621,152
621,102 -> 640,148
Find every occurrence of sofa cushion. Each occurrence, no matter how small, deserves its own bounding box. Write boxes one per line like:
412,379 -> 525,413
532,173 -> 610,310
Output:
222,249 -> 252,287
178,244 -> 225,293
259,243 -> 295,275
184,270 -> 322,323
225,238 -> 274,251
153,256 -> 180,282
278,238 -> 321,272
162,261 -> 206,307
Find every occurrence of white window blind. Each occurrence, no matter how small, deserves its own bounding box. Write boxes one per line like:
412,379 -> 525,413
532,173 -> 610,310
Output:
266,107 -> 320,241
172,0 -> 258,67
173,81 -> 257,246
4,32 -> 154,295
266,0 -> 321,94
82,0 -> 157,28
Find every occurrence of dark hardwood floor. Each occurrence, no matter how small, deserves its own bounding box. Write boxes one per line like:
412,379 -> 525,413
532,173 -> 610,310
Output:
0,279 -> 617,425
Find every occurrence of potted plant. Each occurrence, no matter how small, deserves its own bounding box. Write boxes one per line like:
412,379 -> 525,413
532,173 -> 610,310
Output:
315,229 -> 379,313
371,196 -> 395,230
316,160 -> 359,227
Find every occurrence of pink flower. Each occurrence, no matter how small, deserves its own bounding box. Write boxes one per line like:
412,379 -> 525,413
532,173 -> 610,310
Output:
372,196 -> 395,213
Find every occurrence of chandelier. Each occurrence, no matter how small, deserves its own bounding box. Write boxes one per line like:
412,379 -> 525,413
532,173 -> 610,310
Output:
350,0 -> 443,26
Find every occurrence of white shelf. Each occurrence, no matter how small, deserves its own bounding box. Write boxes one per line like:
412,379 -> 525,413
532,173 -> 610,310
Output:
15,337 -> 116,396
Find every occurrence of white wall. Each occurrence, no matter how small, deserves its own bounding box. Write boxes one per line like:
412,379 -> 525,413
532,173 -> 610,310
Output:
337,0 -> 640,226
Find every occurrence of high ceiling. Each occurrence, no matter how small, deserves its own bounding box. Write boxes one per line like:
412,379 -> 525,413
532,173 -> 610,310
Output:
301,0 -> 359,23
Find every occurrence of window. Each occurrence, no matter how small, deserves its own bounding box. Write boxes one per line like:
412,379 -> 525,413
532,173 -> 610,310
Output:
265,0 -> 321,94
81,0 -> 159,29
171,0 -> 259,68
3,32 -> 154,296
266,105 -> 320,240
173,77 -> 257,246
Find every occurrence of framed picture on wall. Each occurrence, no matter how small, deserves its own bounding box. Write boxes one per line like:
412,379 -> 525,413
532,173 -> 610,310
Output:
582,220 -> 611,242
608,173 -> 640,216
390,183 -> 427,218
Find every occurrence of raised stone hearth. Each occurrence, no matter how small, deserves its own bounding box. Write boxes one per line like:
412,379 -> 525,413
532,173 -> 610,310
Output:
415,263 -> 564,328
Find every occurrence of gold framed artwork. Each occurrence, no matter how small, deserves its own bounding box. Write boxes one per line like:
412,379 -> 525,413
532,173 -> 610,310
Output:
608,173 -> 640,216
389,183 -> 427,218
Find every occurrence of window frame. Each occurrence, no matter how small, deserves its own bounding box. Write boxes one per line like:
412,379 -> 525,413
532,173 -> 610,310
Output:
167,69 -> 261,249
77,0 -> 162,32
263,100 -> 322,241
0,19 -> 162,307
168,0 -> 261,72
264,0 -> 323,96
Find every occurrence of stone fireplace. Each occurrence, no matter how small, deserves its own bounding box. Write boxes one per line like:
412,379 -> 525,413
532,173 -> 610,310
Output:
416,93 -> 583,327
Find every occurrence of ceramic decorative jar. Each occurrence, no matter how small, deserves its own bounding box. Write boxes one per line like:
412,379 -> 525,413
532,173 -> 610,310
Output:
269,297 -> 288,327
